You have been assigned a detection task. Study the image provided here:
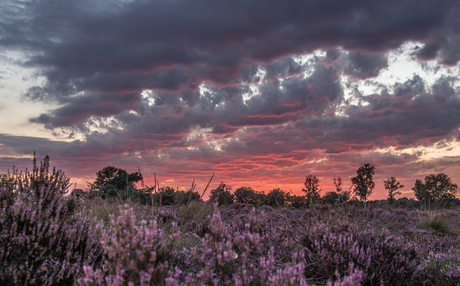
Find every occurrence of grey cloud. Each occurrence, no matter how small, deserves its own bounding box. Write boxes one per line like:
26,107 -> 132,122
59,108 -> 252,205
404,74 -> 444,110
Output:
439,35 -> 460,66
0,0 -> 457,128
344,52 -> 388,79
1,1 -> 456,82
415,43 -> 441,61
1,0 -> 460,192
29,92 -> 142,128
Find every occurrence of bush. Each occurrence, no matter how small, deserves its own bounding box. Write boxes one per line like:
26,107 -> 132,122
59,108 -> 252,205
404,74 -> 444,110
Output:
209,183 -> 234,206
414,250 -> 460,285
0,156 -> 103,285
419,215 -> 451,235
78,205 -> 181,285
300,220 -> 419,285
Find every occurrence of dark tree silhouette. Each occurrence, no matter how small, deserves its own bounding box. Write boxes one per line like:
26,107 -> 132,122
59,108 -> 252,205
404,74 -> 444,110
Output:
333,177 -> 351,203
209,183 -> 234,206
322,191 -> 340,205
384,177 -> 404,205
351,163 -> 375,208
234,187 -> 256,204
413,173 -> 457,209
266,188 -> 287,207
302,175 -> 321,206
92,166 -> 143,198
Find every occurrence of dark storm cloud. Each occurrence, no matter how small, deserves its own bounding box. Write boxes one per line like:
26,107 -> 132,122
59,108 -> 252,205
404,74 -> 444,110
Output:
1,0 -> 459,126
344,52 -> 388,79
0,134 -> 62,153
415,42 -> 441,61
29,92 -> 142,128
2,0 -> 460,195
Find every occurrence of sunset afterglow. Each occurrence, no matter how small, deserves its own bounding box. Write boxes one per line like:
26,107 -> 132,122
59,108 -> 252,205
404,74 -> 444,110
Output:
1,0 -> 460,200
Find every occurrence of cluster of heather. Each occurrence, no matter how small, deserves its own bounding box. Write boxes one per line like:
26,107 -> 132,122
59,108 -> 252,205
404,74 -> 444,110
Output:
0,156 -> 103,285
1,157 -> 460,285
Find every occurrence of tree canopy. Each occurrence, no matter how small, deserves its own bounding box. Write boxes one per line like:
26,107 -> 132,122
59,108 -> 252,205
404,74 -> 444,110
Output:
302,175 -> 321,205
92,166 -> 143,198
351,163 -> 375,207
384,177 -> 404,205
413,173 -> 457,209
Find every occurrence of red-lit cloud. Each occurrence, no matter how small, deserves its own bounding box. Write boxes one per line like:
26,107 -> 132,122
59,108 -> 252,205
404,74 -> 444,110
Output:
1,0 -> 460,199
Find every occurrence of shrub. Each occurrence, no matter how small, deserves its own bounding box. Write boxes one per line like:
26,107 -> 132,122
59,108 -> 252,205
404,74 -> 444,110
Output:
233,187 -> 257,204
209,183 -> 234,206
184,206 -> 363,286
78,204 -> 181,286
419,215 -> 451,235
0,156 -> 103,285
300,220 -> 419,285
414,250 -> 460,285
266,188 -> 288,207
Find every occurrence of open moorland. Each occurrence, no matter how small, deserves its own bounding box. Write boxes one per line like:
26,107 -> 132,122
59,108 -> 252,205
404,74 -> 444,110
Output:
1,157 -> 460,286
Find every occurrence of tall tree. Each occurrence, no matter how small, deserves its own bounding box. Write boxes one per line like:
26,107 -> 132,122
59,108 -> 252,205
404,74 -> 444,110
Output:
351,163 -> 375,208
302,175 -> 321,206
413,173 -> 457,209
384,177 -> 404,205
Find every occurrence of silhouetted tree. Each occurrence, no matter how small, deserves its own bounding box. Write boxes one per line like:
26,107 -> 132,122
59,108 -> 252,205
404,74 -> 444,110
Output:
413,173 -> 458,209
92,166 -> 143,199
287,194 -> 307,209
234,187 -> 257,204
254,191 -> 269,206
266,188 -> 287,207
384,177 -> 404,205
333,177 -> 351,203
302,175 -> 321,206
351,163 -> 375,208
322,191 -> 340,205
156,186 -> 176,205
209,183 -> 234,206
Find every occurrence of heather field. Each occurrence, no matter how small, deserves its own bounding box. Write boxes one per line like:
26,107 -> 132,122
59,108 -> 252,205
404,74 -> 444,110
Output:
1,159 -> 460,285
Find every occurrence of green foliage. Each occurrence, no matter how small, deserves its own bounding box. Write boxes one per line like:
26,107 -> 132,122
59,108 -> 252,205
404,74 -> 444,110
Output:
266,188 -> 287,207
419,216 -> 451,235
209,183 -> 234,206
175,190 -> 201,205
156,186 -> 176,205
322,191 -> 340,205
287,194 -> 307,209
91,166 -> 143,199
351,163 -> 375,207
390,197 -> 421,210
413,173 -> 458,210
234,186 -> 257,204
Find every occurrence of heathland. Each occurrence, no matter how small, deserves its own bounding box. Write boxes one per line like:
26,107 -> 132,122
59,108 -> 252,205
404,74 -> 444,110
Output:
1,156 -> 459,285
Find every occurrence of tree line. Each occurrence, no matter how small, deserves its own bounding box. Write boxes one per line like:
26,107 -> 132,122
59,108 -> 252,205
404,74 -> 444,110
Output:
73,163 -> 459,209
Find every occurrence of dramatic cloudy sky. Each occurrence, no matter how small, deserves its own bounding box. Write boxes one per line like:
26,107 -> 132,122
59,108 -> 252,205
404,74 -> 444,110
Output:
1,0 -> 460,199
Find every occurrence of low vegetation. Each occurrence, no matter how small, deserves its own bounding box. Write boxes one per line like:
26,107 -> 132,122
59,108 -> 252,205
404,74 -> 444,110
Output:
1,155 -> 460,285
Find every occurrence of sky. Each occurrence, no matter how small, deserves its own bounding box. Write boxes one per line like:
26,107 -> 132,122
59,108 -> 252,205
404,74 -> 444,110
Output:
1,0 -> 460,200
